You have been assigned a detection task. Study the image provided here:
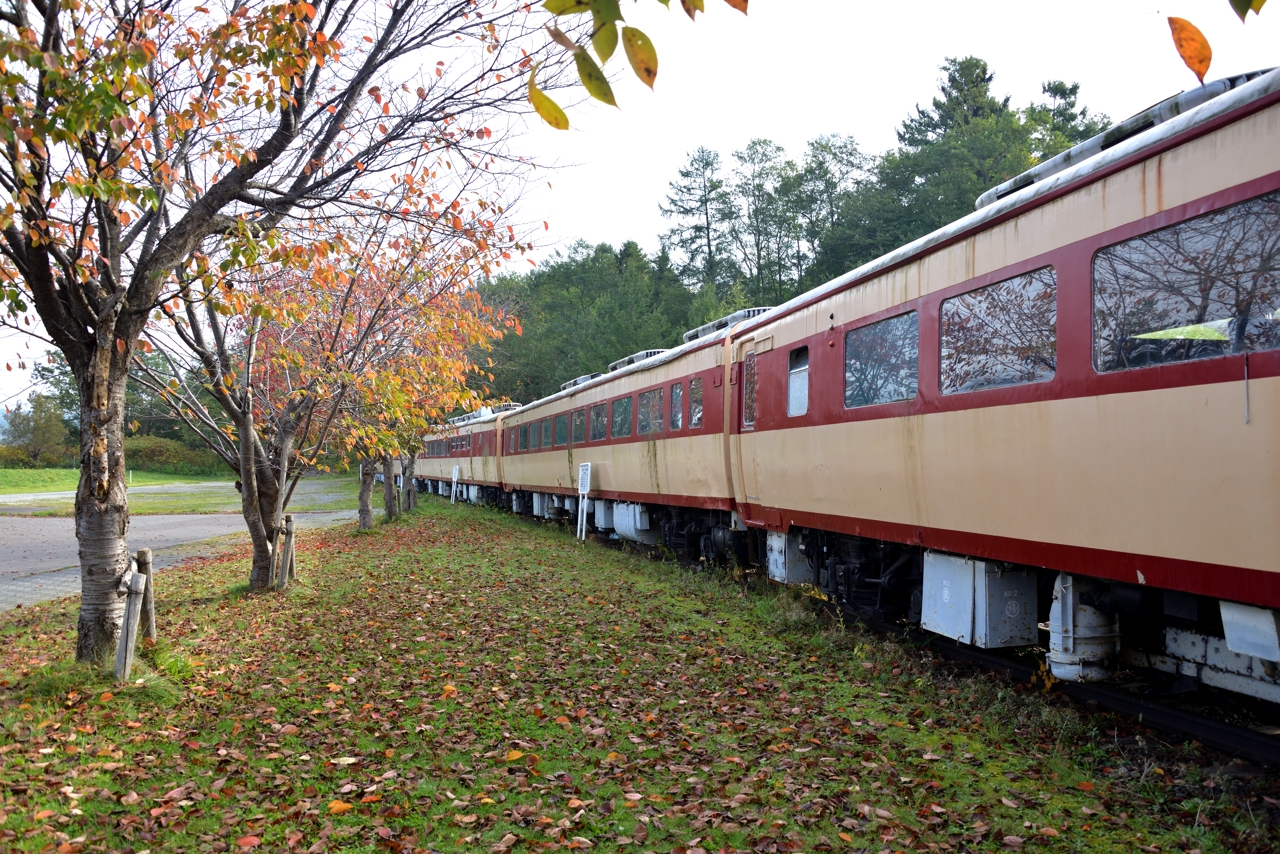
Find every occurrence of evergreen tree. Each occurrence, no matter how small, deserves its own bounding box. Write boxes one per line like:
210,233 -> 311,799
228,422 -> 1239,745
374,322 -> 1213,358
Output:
660,147 -> 736,295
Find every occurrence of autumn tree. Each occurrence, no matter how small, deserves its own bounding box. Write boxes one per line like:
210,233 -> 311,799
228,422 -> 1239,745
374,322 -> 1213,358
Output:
0,0 -> 573,660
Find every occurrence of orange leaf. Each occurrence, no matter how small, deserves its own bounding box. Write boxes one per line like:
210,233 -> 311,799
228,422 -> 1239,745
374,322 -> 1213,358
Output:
1075,781 -> 1095,791
722,0 -> 747,11
328,800 -> 354,814
99,692 -> 114,702
34,809 -> 56,820
1168,17 -> 1211,84
505,749 -> 524,761
235,836 -> 261,848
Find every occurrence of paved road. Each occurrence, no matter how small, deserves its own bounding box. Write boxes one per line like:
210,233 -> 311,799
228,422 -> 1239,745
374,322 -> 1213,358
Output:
0,509 -> 357,610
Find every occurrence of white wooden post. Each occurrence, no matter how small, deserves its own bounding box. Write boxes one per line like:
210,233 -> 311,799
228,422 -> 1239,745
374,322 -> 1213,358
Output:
138,548 -> 155,642
451,465 -> 459,504
577,462 -> 591,541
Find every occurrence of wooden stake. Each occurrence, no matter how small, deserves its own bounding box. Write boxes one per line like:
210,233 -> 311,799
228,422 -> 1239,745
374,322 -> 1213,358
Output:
138,548 -> 156,642
284,515 -> 296,584
114,571 -> 147,681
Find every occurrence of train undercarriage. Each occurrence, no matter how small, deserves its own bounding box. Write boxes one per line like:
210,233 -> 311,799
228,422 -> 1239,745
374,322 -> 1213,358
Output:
420,478 -> 1280,706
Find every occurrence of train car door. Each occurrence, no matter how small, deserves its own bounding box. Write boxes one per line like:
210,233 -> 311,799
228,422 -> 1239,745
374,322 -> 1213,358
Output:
728,336 -> 762,520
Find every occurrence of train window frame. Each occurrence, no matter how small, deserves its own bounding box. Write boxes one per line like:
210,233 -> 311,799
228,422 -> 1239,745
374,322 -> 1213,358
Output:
787,346 -> 809,417
940,266 -> 1057,394
541,418 -> 553,449
554,413 -> 569,446
1092,190 -> 1280,373
528,422 -> 539,450
670,382 -> 683,430
638,387 -> 664,435
844,311 -> 920,409
611,396 -> 633,439
571,409 -> 587,444
518,424 -> 528,451
590,403 -> 607,441
742,351 -> 757,428
689,376 -> 704,429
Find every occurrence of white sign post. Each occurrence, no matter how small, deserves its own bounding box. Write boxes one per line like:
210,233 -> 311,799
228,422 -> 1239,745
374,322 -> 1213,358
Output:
451,465 -> 460,504
576,462 -> 591,541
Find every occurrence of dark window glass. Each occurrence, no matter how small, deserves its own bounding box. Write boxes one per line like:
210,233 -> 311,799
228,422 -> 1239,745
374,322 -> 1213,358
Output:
554,414 -> 569,446
508,431 -> 514,453
689,377 -> 704,428
572,409 -> 586,444
541,418 -> 553,448
844,312 -> 919,408
590,403 -> 607,441
528,422 -> 539,450
518,425 -> 528,451
787,346 -> 809,417
941,267 -> 1057,394
1093,191 -> 1280,372
611,396 -> 633,438
670,382 -> 683,430
638,388 -> 664,434
742,351 -> 757,427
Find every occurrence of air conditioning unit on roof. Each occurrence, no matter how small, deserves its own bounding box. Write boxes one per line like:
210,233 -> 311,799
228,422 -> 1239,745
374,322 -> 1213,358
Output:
560,373 -> 603,391
607,349 -> 669,373
682,307 -> 774,343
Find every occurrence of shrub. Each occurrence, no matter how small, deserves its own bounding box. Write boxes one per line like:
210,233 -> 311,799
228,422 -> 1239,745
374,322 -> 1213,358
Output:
123,436 -> 225,476
0,444 -> 33,469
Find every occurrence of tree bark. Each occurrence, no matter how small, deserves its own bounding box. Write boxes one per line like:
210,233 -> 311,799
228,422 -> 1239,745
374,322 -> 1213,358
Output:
73,363 -> 130,662
358,458 -> 376,530
382,454 -> 399,522
402,452 -> 417,512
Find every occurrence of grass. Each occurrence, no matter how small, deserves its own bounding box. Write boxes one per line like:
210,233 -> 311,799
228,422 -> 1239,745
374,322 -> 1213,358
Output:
0,468 -> 227,496
5,472 -> 361,515
0,498 -> 1275,853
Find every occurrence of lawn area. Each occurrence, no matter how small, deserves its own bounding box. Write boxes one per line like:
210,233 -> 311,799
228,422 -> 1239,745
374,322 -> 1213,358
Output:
0,499 -> 1274,853
0,469 -> 226,495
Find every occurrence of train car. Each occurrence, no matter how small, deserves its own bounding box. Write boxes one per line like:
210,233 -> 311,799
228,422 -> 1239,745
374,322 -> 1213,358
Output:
496,316 -> 755,553
722,69 -> 1280,701
417,404 -> 517,502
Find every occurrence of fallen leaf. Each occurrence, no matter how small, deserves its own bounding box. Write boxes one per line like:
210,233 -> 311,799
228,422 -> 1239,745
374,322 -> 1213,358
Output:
235,836 -> 261,849
505,749 -> 524,761
1075,781 -> 1095,791
328,800 -> 354,814
1002,836 -> 1024,850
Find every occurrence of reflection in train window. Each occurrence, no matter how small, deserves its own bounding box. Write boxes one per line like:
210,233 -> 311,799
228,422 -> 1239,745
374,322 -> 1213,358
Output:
507,432 -> 514,454
844,312 -> 919,408
742,351 -> 757,427
1094,191 -> 1280,372
670,382 -> 683,430
689,377 -> 704,428
590,403 -> 607,441
571,409 -> 586,444
638,388 -> 664,434
518,425 -> 528,451
787,346 -> 809,417
528,422 -> 539,450
554,414 -> 569,446
541,418 -> 553,448
612,396 -> 633,438
941,266 -> 1057,393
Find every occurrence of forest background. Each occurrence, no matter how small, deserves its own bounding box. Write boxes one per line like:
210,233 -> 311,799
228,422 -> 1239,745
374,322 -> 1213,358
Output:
477,57 -> 1109,404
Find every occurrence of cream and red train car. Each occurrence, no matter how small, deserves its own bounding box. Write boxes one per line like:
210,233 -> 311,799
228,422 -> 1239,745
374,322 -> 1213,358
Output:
719,68 -> 1280,702
416,404 -> 516,502
494,319 -> 750,553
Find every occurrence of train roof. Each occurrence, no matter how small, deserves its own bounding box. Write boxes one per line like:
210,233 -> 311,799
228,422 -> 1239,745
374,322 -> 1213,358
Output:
737,66 -> 1280,339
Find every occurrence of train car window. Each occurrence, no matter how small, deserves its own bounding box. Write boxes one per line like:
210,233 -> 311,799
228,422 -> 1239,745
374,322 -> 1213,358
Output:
689,377 -> 704,428
638,388 -> 664,434
590,403 -> 607,441
844,311 -> 919,408
518,424 -> 529,451
742,351 -> 757,427
529,422 -> 540,450
554,414 -> 569,446
507,431 -> 515,453
670,382 -> 683,430
611,396 -> 633,438
941,266 -> 1057,393
787,347 -> 809,417
541,418 -> 553,448
572,409 -> 587,444
1093,191 -> 1280,372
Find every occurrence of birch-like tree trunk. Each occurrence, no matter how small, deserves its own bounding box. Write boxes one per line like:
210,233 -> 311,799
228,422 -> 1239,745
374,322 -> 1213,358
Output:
358,459 -> 376,530
382,455 -> 399,522
402,452 -> 416,512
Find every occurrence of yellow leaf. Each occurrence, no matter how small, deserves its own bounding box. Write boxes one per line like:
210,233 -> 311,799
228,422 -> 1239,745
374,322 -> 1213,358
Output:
680,0 -> 704,20
622,27 -> 657,89
528,65 -> 569,130
574,51 -> 616,106
1168,17 -> 1211,84
544,0 -> 591,13
591,18 -> 619,64
505,749 -> 524,761
328,800 -> 354,814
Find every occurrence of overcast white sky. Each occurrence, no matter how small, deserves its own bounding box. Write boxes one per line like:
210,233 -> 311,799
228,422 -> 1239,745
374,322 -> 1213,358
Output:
4,0 -> 1278,405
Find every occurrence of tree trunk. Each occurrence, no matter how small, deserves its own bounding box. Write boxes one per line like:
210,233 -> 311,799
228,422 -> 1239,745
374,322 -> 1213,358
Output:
238,404 -> 275,591
402,452 -> 416,512
382,454 -> 399,522
358,458 -> 376,530
74,360 -> 130,662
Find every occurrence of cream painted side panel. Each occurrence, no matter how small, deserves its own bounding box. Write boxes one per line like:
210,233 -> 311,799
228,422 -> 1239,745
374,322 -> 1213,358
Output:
505,433 -> 729,500
744,377 -> 1280,573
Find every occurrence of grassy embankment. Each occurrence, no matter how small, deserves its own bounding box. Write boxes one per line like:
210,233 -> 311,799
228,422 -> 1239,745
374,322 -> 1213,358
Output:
0,499 -> 1273,853
0,470 -> 361,515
